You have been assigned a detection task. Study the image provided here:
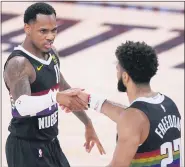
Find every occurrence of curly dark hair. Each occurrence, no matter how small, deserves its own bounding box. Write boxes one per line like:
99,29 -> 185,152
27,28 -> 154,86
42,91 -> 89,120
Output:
116,41 -> 159,84
24,2 -> 56,24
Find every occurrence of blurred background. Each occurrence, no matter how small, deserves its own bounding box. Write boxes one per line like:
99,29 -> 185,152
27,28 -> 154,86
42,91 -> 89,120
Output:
1,1 -> 184,167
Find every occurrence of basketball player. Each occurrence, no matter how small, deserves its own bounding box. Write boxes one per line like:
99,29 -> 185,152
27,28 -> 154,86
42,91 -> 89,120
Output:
3,2 -> 105,167
67,41 -> 181,167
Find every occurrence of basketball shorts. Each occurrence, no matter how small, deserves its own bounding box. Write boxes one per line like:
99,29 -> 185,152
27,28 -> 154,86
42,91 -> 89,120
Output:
5,134 -> 70,167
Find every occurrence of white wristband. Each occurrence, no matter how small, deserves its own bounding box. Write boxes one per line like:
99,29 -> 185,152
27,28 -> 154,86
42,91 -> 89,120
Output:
88,94 -> 106,113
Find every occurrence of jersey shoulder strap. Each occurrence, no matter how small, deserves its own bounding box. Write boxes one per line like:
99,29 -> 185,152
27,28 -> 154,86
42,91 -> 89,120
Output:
4,50 -> 28,70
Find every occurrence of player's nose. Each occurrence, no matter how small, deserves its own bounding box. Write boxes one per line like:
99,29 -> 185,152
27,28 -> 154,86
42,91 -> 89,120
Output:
46,32 -> 55,41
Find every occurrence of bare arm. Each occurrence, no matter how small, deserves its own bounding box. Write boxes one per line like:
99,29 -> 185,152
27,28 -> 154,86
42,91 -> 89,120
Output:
4,56 -> 33,101
109,108 -> 149,167
77,92 -> 128,123
101,100 -> 128,123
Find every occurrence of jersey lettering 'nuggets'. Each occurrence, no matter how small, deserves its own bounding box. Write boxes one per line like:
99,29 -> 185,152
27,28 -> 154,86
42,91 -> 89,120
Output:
117,93 -> 181,167
4,45 -> 60,141
38,109 -> 58,130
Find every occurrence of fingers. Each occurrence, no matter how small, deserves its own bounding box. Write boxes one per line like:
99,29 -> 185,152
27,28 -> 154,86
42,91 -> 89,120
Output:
84,141 -> 94,153
64,88 -> 85,96
84,141 -> 90,152
84,140 -> 106,155
59,104 -> 65,110
68,97 -> 86,111
64,107 -> 71,113
96,141 -> 106,155
60,98 -> 88,112
88,141 -> 95,153
74,96 -> 88,110
77,92 -> 89,103
58,89 -> 89,111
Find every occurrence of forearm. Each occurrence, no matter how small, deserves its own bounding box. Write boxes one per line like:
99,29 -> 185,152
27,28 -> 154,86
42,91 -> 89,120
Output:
14,91 -> 58,117
72,110 -> 91,126
101,100 -> 127,123
88,94 -> 127,123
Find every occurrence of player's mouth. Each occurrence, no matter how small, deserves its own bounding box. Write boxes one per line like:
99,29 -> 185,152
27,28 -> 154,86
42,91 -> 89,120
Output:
44,42 -> 53,49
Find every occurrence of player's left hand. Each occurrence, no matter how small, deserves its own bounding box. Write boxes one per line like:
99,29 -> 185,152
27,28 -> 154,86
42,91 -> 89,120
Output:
84,121 -> 106,155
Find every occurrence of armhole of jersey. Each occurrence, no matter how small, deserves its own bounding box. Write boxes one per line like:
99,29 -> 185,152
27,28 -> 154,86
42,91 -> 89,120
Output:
4,51 -> 23,70
4,50 -> 37,88
4,50 -> 26,90
129,101 -> 150,120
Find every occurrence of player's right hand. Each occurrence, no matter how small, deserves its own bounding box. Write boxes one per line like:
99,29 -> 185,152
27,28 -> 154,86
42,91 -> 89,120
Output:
59,90 -> 90,113
56,88 -> 88,111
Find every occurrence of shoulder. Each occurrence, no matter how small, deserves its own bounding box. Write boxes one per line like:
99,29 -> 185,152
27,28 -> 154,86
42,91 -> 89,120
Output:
5,56 -> 33,72
119,107 -> 149,124
4,56 -> 35,83
5,56 -> 28,72
117,108 -> 150,139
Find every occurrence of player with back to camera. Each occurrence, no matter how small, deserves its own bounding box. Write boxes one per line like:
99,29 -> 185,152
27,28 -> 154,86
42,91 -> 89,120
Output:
66,41 -> 181,167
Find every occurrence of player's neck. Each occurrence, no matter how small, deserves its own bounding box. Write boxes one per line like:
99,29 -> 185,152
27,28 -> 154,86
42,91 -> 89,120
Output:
127,84 -> 156,104
22,38 -> 46,59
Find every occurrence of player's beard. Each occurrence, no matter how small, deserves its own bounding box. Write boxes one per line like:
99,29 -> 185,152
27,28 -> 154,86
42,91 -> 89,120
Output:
117,78 -> 127,92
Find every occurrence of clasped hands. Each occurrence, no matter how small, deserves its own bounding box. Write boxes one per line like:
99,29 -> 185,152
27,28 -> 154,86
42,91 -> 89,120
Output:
56,88 -> 89,112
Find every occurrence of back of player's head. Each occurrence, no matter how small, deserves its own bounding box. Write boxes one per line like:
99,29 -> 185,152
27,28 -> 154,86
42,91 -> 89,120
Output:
24,2 -> 56,24
116,41 -> 159,84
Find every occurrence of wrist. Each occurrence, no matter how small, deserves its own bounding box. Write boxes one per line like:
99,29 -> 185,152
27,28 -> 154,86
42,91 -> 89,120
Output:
85,119 -> 93,128
88,94 -> 106,113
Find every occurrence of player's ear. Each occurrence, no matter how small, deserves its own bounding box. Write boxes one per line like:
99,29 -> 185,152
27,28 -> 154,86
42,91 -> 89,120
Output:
24,23 -> 30,36
122,71 -> 129,84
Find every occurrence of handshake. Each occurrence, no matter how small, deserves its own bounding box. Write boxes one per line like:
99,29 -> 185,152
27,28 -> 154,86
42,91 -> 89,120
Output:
55,88 -> 90,112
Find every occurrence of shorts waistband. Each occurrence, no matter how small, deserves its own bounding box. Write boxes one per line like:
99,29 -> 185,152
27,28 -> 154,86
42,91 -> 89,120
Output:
9,133 -> 56,143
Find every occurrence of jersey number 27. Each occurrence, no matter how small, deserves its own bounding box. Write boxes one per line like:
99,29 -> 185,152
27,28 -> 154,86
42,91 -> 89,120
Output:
160,138 -> 181,166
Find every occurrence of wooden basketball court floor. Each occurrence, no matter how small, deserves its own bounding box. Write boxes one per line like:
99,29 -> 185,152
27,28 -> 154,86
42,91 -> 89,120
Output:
1,2 -> 184,166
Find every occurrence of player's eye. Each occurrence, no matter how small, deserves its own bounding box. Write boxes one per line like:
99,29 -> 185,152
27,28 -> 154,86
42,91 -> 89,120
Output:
52,28 -> 57,33
40,29 -> 47,34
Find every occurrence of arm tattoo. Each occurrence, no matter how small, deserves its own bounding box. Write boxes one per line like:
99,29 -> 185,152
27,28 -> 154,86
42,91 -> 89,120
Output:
72,111 -> 90,125
106,100 -> 128,109
13,76 -> 31,101
59,73 -> 71,91
4,57 -> 31,101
